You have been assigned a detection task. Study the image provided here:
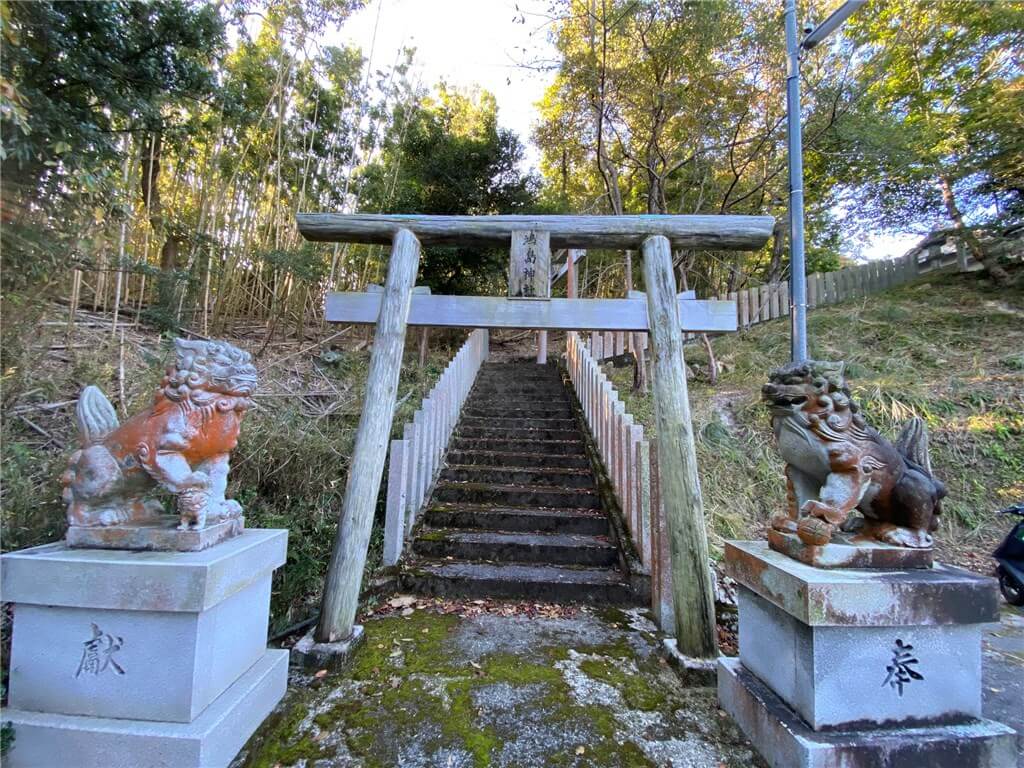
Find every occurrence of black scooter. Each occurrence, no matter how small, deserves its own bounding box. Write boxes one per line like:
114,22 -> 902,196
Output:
994,502 -> 1024,607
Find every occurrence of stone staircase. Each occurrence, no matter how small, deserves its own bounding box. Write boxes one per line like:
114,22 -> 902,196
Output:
401,361 -> 641,604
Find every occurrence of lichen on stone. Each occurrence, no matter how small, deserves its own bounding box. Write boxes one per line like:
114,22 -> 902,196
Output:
234,605 -> 764,768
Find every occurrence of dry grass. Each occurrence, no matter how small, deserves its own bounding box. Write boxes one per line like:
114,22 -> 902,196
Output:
608,270 -> 1024,568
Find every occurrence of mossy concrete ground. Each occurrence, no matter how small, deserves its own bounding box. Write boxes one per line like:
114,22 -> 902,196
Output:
234,603 -> 765,768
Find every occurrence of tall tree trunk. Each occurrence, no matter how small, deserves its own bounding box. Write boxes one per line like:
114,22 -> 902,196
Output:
140,131 -> 185,317
625,250 -> 648,393
676,255 -> 718,384
939,175 -> 1010,285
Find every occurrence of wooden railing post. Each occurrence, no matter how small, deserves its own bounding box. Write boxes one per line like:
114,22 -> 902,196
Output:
383,439 -> 409,566
566,249 -> 581,299
641,234 -> 717,659
317,228 -> 421,644
403,423 -> 416,537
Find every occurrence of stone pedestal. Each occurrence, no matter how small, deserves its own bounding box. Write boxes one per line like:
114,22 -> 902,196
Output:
291,624 -> 366,671
66,515 -> 244,552
717,541 -> 1017,768
1,529 -> 289,768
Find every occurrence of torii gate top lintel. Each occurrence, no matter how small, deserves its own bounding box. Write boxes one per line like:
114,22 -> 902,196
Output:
296,213 -> 774,251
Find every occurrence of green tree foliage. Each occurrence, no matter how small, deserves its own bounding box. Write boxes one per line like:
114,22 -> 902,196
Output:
833,0 -> 1024,232
1,0 -> 225,289
358,85 -> 540,294
534,0 -> 853,294
1,0 -> 224,189
0,0 -> 539,331
536,0 -> 1022,290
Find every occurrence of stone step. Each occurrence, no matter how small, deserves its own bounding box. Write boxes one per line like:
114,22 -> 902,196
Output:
465,397 -> 571,411
470,386 -> 568,399
445,450 -> 590,470
440,464 -> 595,490
433,481 -> 601,510
423,503 -> 609,535
458,426 -> 580,442
412,529 -> 618,567
448,437 -> 586,456
402,560 -> 637,604
475,370 -> 561,382
473,373 -> 564,384
459,416 -> 578,432
462,404 -> 574,419
475,371 -> 562,380
479,366 -> 561,378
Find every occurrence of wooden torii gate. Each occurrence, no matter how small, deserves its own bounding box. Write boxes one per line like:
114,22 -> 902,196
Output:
297,213 -> 774,660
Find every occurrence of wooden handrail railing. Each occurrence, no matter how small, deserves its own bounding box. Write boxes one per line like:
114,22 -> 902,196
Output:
565,331 -> 674,631
382,329 -> 489,566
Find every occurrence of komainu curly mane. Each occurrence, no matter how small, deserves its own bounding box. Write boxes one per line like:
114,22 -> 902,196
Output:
161,339 -> 256,405
762,360 -> 944,549
63,338 -> 258,530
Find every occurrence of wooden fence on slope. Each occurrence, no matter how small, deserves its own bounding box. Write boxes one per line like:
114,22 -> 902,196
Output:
584,249 -> 953,362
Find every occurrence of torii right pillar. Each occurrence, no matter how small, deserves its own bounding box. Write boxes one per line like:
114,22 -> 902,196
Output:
642,235 -> 718,674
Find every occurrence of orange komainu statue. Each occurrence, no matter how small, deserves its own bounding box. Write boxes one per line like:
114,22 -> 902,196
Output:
62,338 -> 257,530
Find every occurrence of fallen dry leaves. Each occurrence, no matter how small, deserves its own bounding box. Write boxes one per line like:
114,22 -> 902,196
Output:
360,595 -> 586,622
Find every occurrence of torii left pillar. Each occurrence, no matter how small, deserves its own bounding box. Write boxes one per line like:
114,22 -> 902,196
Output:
314,228 -> 420,650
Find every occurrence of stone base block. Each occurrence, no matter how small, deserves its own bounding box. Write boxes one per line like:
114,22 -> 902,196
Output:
291,625 -> 365,671
738,586 -> 984,729
718,657 -> 1017,768
768,528 -> 933,569
67,516 -> 244,552
3,649 -> 288,768
4,530 -> 287,724
660,638 -> 717,687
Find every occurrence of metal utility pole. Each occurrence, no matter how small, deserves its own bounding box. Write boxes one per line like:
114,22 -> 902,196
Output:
784,0 -> 865,363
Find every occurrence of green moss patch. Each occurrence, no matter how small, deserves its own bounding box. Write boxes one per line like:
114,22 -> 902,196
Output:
350,610 -> 460,679
578,657 -> 669,711
242,608 -> 763,767
239,698 -> 330,768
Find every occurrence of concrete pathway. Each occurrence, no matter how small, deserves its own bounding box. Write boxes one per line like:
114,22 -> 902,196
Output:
236,601 -> 1023,768
235,601 -> 764,768
984,606 -> 1024,766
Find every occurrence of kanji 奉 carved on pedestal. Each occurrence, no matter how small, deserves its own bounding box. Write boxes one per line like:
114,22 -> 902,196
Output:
762,361 -> 945,562
62,338 -> 257,536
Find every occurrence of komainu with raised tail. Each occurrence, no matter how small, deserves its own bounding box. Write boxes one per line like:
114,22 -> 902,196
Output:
762,360 -> 945,549
62,338 -> 257,530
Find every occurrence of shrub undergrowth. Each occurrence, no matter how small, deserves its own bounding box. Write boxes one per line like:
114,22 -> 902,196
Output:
1,300 -> 459,633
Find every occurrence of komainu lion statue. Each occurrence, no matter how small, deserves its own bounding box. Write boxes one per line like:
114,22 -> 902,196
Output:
62,338 -> 257,531
762,360 -> 945,549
